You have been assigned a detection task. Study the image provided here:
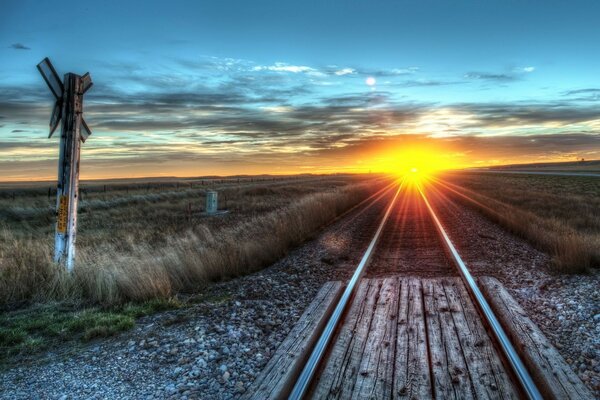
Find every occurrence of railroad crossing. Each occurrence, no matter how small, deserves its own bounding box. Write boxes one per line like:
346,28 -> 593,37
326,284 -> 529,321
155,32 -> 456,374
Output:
246,180 -> 592,400
37,57 -> 93,271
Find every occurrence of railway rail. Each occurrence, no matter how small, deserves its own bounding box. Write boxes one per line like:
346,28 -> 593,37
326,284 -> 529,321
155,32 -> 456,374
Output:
288,178 -> 543,400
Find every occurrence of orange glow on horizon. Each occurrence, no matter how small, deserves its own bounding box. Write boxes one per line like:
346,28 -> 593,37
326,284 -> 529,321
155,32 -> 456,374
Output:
1,138 -> 593,182
369,145 -> 463,179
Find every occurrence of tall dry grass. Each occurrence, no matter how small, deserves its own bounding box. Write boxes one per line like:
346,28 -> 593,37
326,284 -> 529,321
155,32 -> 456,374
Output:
436,173 -> 599,273
0,179 -> 383,307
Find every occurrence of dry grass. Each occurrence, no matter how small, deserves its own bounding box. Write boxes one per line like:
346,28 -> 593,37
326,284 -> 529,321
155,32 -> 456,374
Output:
0,175 -> 386,307
437,172 -> 600,273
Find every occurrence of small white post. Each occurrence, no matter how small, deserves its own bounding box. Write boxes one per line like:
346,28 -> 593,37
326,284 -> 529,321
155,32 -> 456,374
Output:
206,191 -> 218,214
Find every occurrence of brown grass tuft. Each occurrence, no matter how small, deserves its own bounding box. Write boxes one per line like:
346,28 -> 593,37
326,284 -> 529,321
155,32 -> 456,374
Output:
439,173 -> 599,273
0,178 -> 384,307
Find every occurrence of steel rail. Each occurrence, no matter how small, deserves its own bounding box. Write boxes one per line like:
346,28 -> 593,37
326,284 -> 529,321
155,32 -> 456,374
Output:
416,183 -> 543,400
288,178 -> 405,400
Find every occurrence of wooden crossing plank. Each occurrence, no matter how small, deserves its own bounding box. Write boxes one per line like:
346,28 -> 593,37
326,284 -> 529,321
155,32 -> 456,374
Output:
442,278 -> 518,399
394,277 -> 432,399
422,279 -> 475,399
479,276 -> 593,400
251,277 -> 576,400
353,278 -> 400,399
244,281 -> 343,400
312,279 -> 381,399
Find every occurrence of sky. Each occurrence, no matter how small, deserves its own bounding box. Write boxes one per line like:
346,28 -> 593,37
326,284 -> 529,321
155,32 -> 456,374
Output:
1,0 -> 600,181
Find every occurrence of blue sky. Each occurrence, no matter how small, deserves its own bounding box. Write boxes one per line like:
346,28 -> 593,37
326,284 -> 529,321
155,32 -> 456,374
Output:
1,0 -> 600,180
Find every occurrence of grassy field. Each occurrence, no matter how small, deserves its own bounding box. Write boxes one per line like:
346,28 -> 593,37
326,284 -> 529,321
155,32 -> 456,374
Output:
0,174 -> 388,360
437,172 -> 600,273
485,159 -> 600,172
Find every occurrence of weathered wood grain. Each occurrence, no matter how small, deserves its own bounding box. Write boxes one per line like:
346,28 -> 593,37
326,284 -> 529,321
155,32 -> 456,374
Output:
423,279 -> 476,399
243,281 -> 343,400
312,279 -> 381,399
249,277 -> 581,400
394,277 -> 432,399
479,276 -> 593,400
353,278 -> 400,399
442,278 -> 518,399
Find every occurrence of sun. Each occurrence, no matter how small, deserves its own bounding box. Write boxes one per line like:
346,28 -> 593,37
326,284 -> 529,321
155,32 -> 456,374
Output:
403,165 -> 427,184
368,145 -> 459,182
392,148 -> 449,178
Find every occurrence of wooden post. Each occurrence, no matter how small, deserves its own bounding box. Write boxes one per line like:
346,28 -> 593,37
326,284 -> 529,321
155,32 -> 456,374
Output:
53,73 -> 83,271
38,58 -> 93,272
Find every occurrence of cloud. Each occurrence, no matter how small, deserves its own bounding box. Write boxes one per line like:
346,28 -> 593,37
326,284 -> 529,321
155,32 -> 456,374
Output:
393,79 -> 462,88
454,102 -> 600,126
252,62 -> 318,74
1,54 -> 600,178
564,88 -> 600,95
390,67 -> 420,74
0,141 -> 53,150
301,131 -> 600,167
464,72 -> 518,82
562,88 -> 600,102
251,64 -> 419,78
334,68 -> 355,76
465,67 -> 535,83
9,43 -> 30,50
355,67 -> 419,77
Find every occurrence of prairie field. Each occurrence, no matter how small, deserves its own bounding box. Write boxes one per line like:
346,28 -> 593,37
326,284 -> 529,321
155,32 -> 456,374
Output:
0,174 -> 389,358
0,174 -> 387,308
487,159 -> 600,173
439,172 -> 600,273
2,170 -> 597,360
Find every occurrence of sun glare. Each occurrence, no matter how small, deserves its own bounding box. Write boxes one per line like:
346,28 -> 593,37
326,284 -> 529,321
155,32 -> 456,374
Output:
367,145 -> 460,183
391,148 -> 453,177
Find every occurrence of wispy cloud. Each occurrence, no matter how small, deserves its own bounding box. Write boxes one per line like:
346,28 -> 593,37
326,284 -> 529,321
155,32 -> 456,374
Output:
1,54 -> 599,178
252,62 -> 319,74
354,66 -> 419,77
393,79 -> 462,88
562,88 -> 600,102
464,66 -> 535,83
464,72 -> 518,82
334,68 -> 355,76
9,43 -> 30,50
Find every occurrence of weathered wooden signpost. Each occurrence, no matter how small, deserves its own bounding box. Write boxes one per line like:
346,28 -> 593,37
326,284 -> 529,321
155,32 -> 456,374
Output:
37,57 -> 93,271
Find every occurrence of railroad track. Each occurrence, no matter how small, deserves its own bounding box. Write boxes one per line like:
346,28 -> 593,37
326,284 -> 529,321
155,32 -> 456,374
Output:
246,177 -> 592,400
289,178 -> 542,399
